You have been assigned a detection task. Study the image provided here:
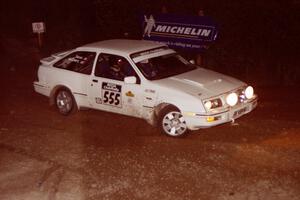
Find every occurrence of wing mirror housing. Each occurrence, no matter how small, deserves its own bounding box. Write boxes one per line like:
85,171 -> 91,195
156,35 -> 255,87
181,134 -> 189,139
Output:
124,76 -> 137,84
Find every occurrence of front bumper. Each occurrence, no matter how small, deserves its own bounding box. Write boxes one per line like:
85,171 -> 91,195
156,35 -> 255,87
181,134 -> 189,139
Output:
184,96 -> 258,130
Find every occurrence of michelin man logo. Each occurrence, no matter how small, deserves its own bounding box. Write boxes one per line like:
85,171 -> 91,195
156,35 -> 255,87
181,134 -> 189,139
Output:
143,15 -> 156,37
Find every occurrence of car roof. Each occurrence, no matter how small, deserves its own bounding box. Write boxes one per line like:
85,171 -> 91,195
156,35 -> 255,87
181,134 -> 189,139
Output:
77,39 -> 167,55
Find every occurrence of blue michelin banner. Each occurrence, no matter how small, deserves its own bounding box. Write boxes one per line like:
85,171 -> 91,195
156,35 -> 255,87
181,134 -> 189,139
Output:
142,14 -> 218,51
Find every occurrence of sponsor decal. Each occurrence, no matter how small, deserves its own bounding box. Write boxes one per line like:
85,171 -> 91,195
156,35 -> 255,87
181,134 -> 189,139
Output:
145,89 -> 156,93
126,91 -> 135,97
101,82 -> 122,108
95,97 -> 102,104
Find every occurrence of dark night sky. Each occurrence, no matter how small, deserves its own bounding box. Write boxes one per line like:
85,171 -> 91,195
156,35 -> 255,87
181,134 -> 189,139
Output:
1,0 -> 299,54
2,0 -> 299,39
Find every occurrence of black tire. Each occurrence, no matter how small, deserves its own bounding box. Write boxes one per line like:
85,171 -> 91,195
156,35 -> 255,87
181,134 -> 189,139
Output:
158,105 -> 188,137
55,88 -> 77,115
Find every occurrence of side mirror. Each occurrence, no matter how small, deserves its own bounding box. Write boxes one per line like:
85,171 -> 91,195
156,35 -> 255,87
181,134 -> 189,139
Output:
124,76 -> 137,84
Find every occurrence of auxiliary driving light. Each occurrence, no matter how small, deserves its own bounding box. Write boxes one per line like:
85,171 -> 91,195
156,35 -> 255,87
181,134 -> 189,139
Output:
245,86 -> 254,99
226,93 -> 238,106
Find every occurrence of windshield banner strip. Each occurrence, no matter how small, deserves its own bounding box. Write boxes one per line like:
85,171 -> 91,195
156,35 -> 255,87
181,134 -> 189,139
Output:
132,49 -> 175,63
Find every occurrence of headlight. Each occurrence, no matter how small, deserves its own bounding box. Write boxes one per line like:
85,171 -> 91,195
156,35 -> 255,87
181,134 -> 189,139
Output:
204,101 -> 212,110
226,93 -> 238,106
204,98 -> 222,110
245,86 -> 254,99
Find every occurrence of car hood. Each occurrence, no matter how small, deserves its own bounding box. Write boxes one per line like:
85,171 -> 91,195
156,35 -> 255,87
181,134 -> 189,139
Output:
154,68 -> 246,99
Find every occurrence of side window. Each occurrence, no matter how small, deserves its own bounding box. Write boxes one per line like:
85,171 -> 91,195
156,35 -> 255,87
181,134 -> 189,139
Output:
54,51 -> 96,75
95,53 -> 140,83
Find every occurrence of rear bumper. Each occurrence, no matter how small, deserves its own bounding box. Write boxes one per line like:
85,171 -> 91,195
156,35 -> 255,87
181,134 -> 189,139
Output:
33,81 -> 51,97
184,96 -> 258,130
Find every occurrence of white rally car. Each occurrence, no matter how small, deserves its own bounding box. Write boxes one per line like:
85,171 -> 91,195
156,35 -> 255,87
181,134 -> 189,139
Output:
34,39 -> 257,137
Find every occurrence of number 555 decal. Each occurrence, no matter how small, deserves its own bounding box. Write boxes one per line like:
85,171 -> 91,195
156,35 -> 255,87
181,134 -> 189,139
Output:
101,82 -> 122,108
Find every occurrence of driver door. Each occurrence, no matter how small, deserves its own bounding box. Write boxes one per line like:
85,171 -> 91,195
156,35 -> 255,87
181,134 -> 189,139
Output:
88,53 -> 143,118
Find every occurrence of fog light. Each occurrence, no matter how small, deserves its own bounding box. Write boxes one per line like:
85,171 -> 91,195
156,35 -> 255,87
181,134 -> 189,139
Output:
206,116 -> 215,122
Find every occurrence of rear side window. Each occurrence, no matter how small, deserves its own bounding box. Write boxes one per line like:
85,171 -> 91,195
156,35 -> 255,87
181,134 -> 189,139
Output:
54,51 -> 96,75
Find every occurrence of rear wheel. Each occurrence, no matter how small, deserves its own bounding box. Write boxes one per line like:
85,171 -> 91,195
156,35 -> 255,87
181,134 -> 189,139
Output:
158,106 -> 188,137
55,89 -> 76,115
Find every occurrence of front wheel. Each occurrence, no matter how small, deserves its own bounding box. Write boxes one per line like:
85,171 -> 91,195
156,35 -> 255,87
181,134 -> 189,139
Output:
158,106 -> 188,137
55,89 -> 76,115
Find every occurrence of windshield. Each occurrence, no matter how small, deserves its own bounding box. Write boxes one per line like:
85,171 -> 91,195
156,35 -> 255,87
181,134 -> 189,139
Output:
135,53 -> 197,80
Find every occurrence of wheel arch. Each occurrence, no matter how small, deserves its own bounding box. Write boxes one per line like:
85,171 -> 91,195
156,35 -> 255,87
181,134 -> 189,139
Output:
154,102 -> 180,116
49,85 -> 73,106
152,102 -> 181,126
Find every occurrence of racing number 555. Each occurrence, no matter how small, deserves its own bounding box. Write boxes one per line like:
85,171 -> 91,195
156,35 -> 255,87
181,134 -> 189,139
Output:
101,82 -> 122,108
103,90 -> 121,106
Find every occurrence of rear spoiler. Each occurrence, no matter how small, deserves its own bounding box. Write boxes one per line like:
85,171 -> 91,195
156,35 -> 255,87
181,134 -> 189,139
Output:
40,49 -> 73,65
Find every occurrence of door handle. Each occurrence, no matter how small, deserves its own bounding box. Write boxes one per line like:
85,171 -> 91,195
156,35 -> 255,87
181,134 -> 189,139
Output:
92,79 -> 98,83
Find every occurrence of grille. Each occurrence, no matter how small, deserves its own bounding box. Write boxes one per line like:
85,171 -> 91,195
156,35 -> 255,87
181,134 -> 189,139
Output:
236,87 -> 247,105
